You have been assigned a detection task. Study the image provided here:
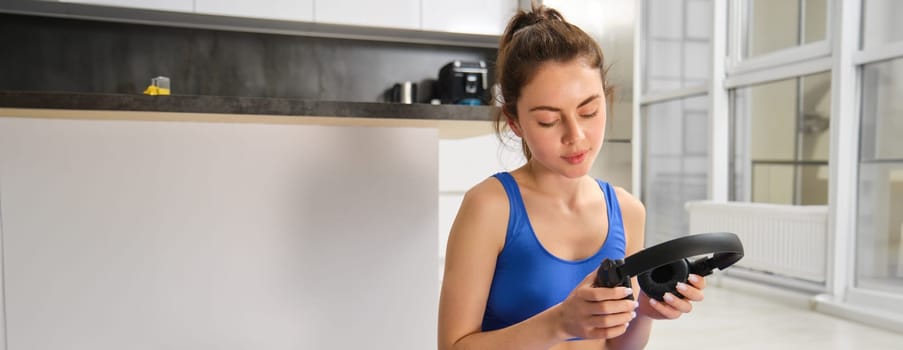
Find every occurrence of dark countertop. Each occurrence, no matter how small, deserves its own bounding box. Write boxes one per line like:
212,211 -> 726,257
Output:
0,91 -> 497,121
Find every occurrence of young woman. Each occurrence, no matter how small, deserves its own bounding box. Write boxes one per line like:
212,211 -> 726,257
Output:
438,5 -> 707,350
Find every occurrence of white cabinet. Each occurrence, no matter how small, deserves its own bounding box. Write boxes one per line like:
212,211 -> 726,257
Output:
314,0 -> 516,34
0,114 -> 439,349
422,0 -> 518,35
314,0 -> 420,30
58,0 -> 193,12
56,0 -> 515,37
194,0 -> 314,22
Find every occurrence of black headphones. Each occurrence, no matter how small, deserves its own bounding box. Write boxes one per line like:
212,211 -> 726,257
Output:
592,232 -> 744,301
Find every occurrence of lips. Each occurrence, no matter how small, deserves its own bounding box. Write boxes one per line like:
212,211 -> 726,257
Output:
563,150 -> 588,165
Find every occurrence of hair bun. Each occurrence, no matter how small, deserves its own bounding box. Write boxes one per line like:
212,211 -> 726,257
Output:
531,5 -> 565,22
502,4 -> 566,44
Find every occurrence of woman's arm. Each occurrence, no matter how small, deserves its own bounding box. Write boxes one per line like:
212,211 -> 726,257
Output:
438,179 -> 562,350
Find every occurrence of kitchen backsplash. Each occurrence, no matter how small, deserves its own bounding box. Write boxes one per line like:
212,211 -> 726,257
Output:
0,13 -> 496,103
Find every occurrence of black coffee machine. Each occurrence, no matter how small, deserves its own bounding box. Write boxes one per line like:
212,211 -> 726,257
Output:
438,61 -> 488,105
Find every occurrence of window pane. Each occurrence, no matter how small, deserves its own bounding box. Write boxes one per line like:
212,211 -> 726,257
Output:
686,0 -> 713,39
683,41 -> 712,85
684,111 -> 709,155
752,164 -> 795,204
800,72 -> 832,162
647,40 -> 683,88
746,0 -> 800,57
731,72 -> 831,204
751,164 -> 827,205
647,0 -> 683,39
744,0 -> 828,58
857,57 -> 903,294
644,0 -> 713,93
731,88 -> 751,201
856,163 -> 903,294
642,95 -> 710,245
800,164 -> 829,205
860,59 -> 903,161
861,0 -> 903,49
803,0 -> 828,44
646,102 -> 683,156
749,79 -> 797,161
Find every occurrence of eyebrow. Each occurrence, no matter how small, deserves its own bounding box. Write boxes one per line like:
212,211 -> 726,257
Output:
528,94 -> 601,112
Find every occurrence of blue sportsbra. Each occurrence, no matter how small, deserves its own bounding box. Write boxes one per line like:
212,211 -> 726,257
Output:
481,172 -> 627,332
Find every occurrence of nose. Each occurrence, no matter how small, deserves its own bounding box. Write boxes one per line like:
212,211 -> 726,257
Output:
562,116 -> 585,145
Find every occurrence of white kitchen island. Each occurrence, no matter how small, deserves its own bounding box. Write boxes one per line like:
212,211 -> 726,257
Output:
0,103 -> 491,349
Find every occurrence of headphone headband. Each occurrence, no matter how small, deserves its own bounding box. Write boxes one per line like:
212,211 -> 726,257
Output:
620,232 -> 744,277
593,232 -> 745,301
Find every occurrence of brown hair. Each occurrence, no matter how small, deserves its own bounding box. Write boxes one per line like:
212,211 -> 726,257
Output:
493,3 -> 613,160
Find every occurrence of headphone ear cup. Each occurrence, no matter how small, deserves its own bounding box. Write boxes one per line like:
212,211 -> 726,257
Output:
637,259 -> 690,301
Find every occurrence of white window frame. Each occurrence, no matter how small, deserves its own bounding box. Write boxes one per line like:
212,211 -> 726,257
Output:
724,0 -> 835,212
827,0 -> 903,324
637,0 -> 903,332
633,0 -> 715,199
633,0 -> 714,199
727,0 -> 834,76
852,41 -> 903,65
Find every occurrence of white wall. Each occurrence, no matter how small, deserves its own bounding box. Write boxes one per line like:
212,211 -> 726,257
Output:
0,115 -> 438,350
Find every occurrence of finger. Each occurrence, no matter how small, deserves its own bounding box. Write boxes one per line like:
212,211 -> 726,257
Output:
648,296 -> 682,319
579,285 -> 633,302
585,323 -> 628,340
588,299 -> 638,316
587,310 -> 636,328
675,282 -> 705,302
581,269 -> 599,286
662,292 -> 693,314
687,274 -> 707,289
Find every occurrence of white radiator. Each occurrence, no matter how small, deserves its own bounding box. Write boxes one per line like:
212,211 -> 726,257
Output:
686,201 -> 829,284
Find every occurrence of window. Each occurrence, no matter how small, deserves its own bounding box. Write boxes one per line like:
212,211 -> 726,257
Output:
642,96 -> 710,245
856,57 -> 903,294
742,0 -> 829,59
644,0 -> 713,93
861,0 -> 903,49
731,71 -> 831,204
640,0 -> 713,245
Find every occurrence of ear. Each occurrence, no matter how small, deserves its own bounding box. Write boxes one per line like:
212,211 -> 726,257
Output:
505,111 -> 523,137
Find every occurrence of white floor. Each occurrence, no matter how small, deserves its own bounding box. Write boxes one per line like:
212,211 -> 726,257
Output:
645,281 -> 903,350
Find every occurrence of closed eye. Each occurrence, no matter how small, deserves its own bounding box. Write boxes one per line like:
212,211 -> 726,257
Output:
538,120 -> 558,127
581,111 -> 599,118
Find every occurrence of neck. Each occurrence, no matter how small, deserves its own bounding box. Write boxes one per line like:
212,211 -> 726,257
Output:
521,161 -> 589,204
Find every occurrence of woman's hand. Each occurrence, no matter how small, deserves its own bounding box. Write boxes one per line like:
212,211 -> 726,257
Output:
638,274 -> 706,320
554,271 -> 640,340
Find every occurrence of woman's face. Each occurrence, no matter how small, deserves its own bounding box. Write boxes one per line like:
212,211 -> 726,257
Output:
512,58 -> 607,179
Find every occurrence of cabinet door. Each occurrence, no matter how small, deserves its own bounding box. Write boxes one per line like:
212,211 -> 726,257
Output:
195,0 -> 314,21
58,0 -> 193,12
314,0 -> 420,30
0,116 -> 440,350
421,0 -> 518,35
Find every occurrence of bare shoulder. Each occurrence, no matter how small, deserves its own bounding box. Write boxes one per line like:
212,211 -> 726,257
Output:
613,186 -> 646,254
450,176 -> 511,251
438,176 -> 511,347
462,176 -> 509,213
613,186 -> 646,220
